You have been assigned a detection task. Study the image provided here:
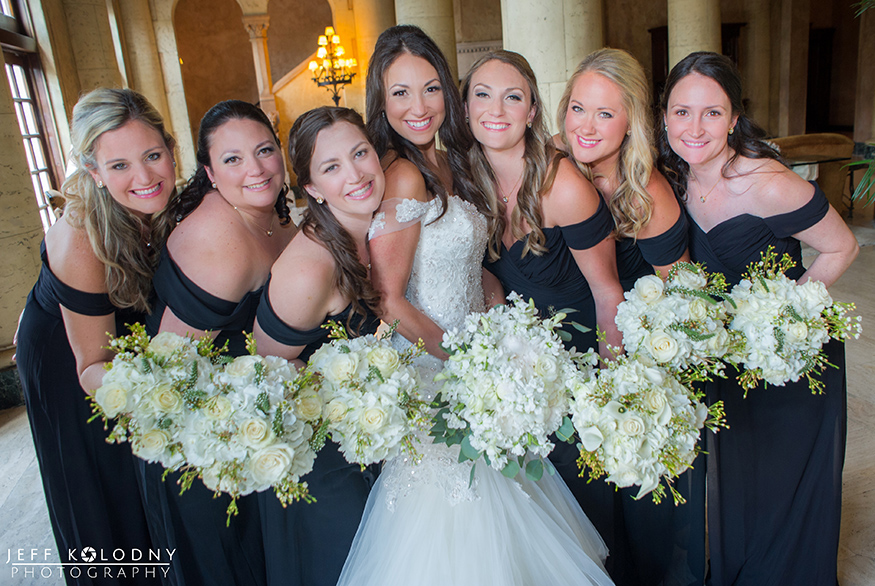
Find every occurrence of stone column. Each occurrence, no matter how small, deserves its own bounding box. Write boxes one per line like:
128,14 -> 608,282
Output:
854,10 -> 875,144
742,0 -> 770,131
0,52 -> 44,367
502,0 -> 604,133
667,0 -> 721,69
353,0 -> 396,80
116,0 -> 173,129
771,0 -> 809,137
395,0 -> 458,80
243,14 -> 278,125
62,0 -> 124,90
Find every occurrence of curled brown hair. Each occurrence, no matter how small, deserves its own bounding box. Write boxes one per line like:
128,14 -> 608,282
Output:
288,106 -> 380,331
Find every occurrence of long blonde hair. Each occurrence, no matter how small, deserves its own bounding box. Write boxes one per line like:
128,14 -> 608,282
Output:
63,88 -> 177,312
461,50 -> 559,261
558,48 -> 655,239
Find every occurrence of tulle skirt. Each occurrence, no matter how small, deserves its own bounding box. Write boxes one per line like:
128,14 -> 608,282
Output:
337,441 -> 614,586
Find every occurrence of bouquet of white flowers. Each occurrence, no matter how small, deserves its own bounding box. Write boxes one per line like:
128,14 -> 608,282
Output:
92,324 -> 218,471
568,353 -> 726,504
616,263 -> 741,383
431,294 -> 589,481
92,327 -> 318,522
306,322 -> 430,467
727,247 -> 861,394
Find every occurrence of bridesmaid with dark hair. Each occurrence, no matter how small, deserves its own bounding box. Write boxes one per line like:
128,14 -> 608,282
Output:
254,106 -> 383,586
140,99 -> 295,586
16,87 -> 175,586
658,52 -> 857,586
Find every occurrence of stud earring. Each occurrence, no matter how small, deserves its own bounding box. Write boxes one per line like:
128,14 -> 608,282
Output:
664,125 -> 668,132
526,121 -> 532,128
211,182 -> 217,189
626,129 -> 632,136
316,196 -> 324,204
173,160 -> 177,168
465,115 -> 469,123
728,127 -> 734,135
96,180 -> 104,188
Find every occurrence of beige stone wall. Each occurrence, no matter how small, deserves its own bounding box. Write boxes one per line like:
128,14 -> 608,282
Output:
63,0 -> 124,90
267,0 -> 333,84
454,0 -> 501,43
0,53 -> 46,368
604,0 -> 666,81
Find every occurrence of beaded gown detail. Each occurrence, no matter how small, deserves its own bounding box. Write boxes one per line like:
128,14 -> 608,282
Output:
336,195 -> 613,586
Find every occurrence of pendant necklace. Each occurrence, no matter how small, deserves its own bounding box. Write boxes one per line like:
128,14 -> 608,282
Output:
499,170 -> 525,204
234,205 -> 275,237
694,174 -> 722,204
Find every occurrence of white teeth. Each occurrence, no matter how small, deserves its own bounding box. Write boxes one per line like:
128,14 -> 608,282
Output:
132,184 -> 160,196
406,119 -> 430,129
246,179 -> 270,189
483,122 -> 509,130
683,140 -> 706,147
348,183 -> 370,198
577,137 -> 599,146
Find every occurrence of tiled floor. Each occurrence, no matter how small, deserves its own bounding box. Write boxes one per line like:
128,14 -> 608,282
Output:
1,233 -> 873,586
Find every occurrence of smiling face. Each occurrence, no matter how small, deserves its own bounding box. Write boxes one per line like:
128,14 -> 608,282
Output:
204,117 -> 285,211
304,121 -> 384,222
563,71 -> 629,176
383,52 -> 446,148
664,72 -> 739,170
466,59 -> 535,154
87,119 -> 176,218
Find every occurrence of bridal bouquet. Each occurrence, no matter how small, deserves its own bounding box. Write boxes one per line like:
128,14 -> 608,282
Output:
615,263 -> 740,382
91,324 -> 218,470
306,321 -> 431,467
431,294 -> 590,481
568,353 -> 726,504
727,247 -> 861,394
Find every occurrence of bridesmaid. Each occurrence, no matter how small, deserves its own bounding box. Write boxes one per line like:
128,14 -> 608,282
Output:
658,52 -> 857,586
140,100 -> 295,586
558,48 -> 702,586
15,88 -> 175,585
462,49 -> 625,575
254,106 -> 382,586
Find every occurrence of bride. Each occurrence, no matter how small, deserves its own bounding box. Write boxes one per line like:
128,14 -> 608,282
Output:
336,25 -> 614,586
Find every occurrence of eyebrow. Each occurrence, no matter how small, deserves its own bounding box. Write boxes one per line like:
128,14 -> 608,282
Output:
317,141 -> 369,168
473,82 -> 525,93
104,145 -> 163,165
670,103 -> 726,110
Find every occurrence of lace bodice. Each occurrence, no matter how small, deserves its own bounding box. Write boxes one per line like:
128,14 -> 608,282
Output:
372,195 -> 491,508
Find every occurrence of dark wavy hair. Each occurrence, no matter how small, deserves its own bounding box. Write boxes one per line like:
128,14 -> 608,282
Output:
365,24 -> 485,219
657,51 -> 780,200
172,100 -> 291,224
288,106 -> 380,331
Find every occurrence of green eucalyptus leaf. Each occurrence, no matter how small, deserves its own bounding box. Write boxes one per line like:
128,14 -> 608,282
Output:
525,458 -> 544,482
501,460 -> 521,478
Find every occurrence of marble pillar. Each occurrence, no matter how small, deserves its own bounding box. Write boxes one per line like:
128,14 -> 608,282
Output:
667,0 -> 721,69
61,0 -> 124,91
742,0 -> 771,131
771,0 -> 810,137
243,14 -> 279,125
854,10 -> 875,144
353,0 -> 396,80
395,0 -> 459,80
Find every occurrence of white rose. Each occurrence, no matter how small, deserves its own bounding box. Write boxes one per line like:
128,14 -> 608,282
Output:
95,382 -> 130,418
150,383 -> 184,414
533,355 -> 559,382
296,392 -> 323,421
360,406 -> 387,434
619,414 -> 646,436
694,401 -> 709,429
134,429 -> 170,461
647,330 -> 680,363
688,298 -> 708,321
324,399 -> 349,423
249,443 -> 295,487
706,327 -> 730,355
325,353 -> 360,381
367,347 -> 400,376
202,464 -> 240,494
149,332 -> 186,360
784,321 -> 809,344
643,390 -> 671,425
238,418 -> 275,449
225,355 -> 264,379
634,275 -> 665,304
672,268 -> 707,290
203,395 -> 233,421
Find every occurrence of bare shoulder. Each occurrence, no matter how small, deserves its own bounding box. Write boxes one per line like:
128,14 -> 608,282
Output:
646,169 -> 680,208
542,157 -> 601,226
268,233 -> 336,327
733,157 -> 815,216
384,157 -> 428,202
44,215 -> 107,293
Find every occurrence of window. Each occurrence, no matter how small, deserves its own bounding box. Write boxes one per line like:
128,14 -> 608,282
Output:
2,0 -> 61,232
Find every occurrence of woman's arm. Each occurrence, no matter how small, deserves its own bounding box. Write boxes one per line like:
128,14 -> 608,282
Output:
482,268 -> 506,308
544,160 -> 625,357
370,159 -> 448,359
638,170 -> 690,278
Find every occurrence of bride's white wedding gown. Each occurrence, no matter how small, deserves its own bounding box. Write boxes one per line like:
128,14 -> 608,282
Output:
337,195 -> 614,586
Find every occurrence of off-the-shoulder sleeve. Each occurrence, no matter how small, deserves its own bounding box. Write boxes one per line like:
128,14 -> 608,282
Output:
39,240 -> 115,316
637,211 -> 689,266
559,196 -> 615,251
368,197 -> 433,240
255,278 -> 329,348
763,182 -> 830,238
152,251 -> 257,332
